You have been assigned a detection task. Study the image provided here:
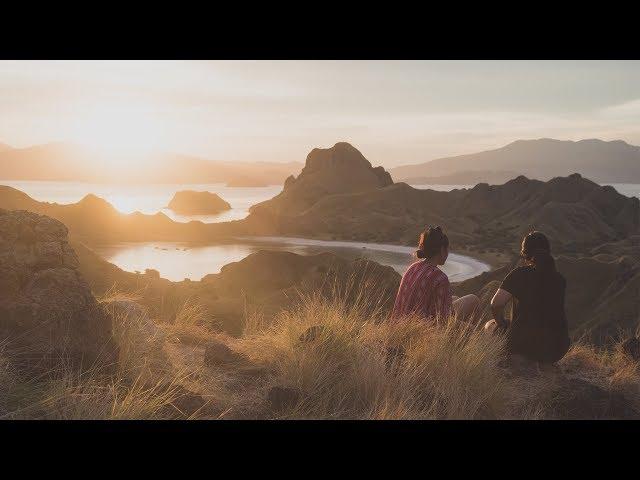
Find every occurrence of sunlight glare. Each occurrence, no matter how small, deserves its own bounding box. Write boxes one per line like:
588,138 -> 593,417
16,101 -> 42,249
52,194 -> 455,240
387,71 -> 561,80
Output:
73,104 -> 165,160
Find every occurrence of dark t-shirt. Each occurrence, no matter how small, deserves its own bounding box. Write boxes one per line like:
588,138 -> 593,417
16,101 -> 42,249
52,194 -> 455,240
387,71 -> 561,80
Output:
500,265 -> 570,363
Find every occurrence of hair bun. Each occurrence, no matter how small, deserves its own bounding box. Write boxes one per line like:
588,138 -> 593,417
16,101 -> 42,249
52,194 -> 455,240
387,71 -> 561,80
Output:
417,226 -> 449,259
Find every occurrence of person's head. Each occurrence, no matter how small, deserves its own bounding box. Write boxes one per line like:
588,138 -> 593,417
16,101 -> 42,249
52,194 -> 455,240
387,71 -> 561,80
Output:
520,230 -> 555,273
417,225 -> 449,265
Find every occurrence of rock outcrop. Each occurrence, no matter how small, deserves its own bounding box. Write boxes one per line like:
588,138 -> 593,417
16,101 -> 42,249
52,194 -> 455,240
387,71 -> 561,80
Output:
247,142 -> 393,220
167,191 -> 231,215
0,209 -> 117,369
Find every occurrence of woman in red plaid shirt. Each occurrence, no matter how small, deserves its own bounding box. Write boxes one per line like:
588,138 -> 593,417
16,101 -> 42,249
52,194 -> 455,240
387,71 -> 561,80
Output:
391,226 -> 479,322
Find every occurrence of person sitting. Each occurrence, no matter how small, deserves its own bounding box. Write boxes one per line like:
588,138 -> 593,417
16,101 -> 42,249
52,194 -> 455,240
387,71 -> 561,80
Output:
390,226 -> 479,322
485,231 -> 570,365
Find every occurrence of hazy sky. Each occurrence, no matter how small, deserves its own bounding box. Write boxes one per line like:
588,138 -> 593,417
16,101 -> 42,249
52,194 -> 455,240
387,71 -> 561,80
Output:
1,60 -> 639,167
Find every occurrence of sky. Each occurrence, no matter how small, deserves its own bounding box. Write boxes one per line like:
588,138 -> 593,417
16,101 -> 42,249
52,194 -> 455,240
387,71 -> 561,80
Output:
1,60 -> 639,168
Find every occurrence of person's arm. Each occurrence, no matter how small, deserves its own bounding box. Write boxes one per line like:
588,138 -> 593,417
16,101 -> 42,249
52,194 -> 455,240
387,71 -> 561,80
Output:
491,288 -> 512,329
390,274 -> 407,320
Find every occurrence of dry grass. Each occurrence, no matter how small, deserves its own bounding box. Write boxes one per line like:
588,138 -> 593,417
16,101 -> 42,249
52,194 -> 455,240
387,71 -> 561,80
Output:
205,282 -> 640,419
0,291 -> 193,420
0,282 -> 638,420
219,292 -> 509,419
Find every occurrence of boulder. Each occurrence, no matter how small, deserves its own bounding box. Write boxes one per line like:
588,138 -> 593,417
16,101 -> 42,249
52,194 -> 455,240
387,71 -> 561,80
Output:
548,377 -> 636,419
165,384 -> 220,419
268,386 -> 300,411
0,209 -> 118,370
203,339 -> 244,366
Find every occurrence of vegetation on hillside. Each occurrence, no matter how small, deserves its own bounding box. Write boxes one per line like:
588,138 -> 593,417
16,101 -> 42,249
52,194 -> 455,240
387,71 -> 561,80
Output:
1,284 -> 638,420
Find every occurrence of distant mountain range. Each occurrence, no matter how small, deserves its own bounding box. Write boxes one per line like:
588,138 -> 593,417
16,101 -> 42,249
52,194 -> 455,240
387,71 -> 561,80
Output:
3,137 -> 639,186
0,141 -> 302,186
390,138 -> 640,184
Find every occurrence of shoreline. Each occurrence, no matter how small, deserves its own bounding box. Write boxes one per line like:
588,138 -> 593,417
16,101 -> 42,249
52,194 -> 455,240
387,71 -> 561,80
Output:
241,234 -> 501,268
86,234 -> 500,283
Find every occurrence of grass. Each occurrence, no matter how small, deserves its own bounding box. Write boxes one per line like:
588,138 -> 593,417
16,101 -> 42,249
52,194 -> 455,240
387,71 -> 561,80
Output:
220,293 -> 509,419
1,280 -> 638,420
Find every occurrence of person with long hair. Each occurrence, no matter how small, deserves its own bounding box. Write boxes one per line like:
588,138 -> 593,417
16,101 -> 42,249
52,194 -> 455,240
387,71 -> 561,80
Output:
486,231 -> 570,364
390,226 -> 479,322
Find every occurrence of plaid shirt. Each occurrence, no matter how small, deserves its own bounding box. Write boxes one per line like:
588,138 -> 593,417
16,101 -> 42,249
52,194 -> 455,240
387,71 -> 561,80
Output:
391,260 -> 452,321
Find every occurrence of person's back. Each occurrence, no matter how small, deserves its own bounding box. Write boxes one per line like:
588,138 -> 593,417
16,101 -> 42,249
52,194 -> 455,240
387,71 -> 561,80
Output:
391,260 -> 451,320
501,264 -> 569,363
489,231 -> 570,364
390,225 -> 479,322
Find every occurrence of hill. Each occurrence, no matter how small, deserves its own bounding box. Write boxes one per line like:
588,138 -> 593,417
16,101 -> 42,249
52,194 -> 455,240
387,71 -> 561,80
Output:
244,143 -> 639,254
390,138 -> 640,184
249,142 -> 392,217
0,185 -> 244,243
405,170 -> 521,186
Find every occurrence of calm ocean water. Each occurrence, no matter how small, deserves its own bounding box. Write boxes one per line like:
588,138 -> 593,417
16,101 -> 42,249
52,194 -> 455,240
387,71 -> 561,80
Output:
0,180 -> 282,223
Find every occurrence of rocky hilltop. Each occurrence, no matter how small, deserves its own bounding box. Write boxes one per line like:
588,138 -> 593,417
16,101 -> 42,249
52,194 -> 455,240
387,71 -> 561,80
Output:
244,147 -> 639,254
167,190 -> 231,215
0,209 -> 117,369
249,142 -> 392,217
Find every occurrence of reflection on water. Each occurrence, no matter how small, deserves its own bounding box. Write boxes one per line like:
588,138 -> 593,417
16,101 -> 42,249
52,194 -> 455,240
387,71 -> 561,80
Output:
91,236 -> 491,282
0,180 -> 282,223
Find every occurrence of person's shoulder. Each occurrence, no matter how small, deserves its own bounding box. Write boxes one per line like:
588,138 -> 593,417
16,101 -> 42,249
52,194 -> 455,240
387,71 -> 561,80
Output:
501,264 -> 532,288
402,259 -> 423,277
513,264 -> 534,273
405,259 -> 422,272
505,264 -> 532,279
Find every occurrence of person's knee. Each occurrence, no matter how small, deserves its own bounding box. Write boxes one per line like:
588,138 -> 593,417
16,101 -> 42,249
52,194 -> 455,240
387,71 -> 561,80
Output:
484,319 -> 497,332
468,294 -> 479,307
464,294 -> 479,312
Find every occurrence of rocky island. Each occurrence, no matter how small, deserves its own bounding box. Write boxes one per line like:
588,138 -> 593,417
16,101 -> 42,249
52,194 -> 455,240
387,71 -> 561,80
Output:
167,190 -> 231,215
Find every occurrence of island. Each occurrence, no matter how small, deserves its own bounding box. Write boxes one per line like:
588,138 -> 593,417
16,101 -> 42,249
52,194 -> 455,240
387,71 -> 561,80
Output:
167,190 -> 231,215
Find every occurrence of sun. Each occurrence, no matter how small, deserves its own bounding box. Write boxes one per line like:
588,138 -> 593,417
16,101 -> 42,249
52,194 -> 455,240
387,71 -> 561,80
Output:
73,104 -> 165,158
